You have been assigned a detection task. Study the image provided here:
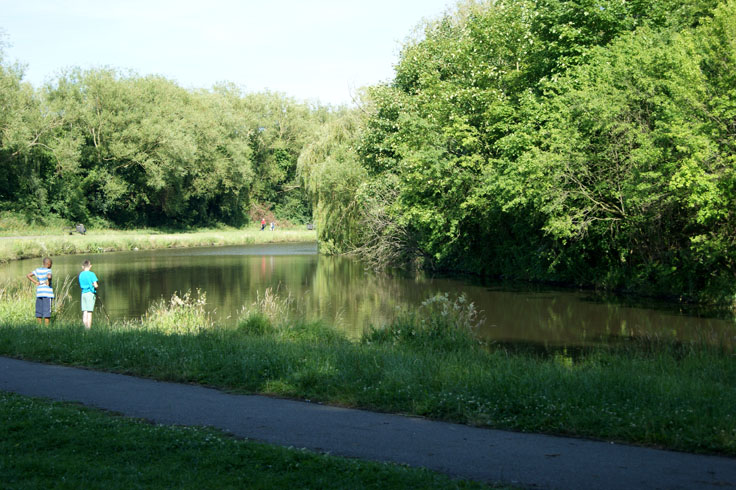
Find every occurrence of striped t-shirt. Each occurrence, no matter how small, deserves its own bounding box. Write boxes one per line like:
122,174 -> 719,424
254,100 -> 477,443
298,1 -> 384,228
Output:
33,267 -> 54,298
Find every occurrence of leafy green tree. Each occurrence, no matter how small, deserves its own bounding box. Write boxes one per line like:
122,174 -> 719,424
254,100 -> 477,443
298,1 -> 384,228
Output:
41,70 -> 258,226
343,0 -> 736,300
0,39 -> 66,221
239,91 -> 321,224
298,108 -> 366,252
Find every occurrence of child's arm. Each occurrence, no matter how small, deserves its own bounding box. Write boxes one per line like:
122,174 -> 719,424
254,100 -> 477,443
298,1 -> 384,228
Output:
26,272 -> 39,286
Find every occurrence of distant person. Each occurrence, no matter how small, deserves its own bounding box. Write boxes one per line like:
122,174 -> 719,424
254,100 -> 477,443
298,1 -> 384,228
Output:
69,223 -> 86,235
78,260 -> 99,330
26,257 -> 53,325
270,221 -> 275,231
261,218 -> 267,231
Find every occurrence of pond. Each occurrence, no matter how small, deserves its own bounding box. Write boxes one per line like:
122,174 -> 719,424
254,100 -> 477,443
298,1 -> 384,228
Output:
5,242 -> 735,348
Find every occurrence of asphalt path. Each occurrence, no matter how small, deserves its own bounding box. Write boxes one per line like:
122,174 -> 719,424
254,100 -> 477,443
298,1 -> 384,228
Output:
1,356 -> 734,489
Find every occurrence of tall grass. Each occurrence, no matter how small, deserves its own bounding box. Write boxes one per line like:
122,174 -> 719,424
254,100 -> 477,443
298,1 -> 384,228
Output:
363,293 -> 484,351
0,288 -> 734,455
138,290 -> 213,335
0,277 -> 75,323
239,286 -> 296,327
237,287 -> 348,345
0,211 -> 72,236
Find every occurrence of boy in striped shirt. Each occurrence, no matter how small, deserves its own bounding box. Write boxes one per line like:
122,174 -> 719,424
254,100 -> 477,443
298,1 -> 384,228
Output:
26,257 -> 54,324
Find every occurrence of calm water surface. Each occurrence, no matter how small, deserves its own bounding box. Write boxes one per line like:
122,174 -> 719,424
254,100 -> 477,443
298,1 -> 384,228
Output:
5,242 -> 735,347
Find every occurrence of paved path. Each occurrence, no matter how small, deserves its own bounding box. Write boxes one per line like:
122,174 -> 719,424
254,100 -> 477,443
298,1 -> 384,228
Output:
1,357 -> 734,489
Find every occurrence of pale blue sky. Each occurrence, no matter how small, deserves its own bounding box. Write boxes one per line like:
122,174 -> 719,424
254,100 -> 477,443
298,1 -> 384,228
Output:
0,0 -> 454,106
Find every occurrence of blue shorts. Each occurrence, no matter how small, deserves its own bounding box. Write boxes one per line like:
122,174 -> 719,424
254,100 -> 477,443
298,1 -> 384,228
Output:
35,297 -> 52,318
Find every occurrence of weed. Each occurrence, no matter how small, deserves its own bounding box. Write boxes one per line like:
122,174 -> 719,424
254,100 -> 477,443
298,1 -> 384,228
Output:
142,290 -> 212,335
363,293 -> 483,351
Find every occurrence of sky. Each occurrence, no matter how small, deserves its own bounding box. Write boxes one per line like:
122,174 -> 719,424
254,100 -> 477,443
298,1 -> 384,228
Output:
0,0 -> 454,106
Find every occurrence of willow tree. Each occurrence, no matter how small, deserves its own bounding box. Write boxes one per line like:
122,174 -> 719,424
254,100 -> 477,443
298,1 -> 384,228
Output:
298,109 -> 366,252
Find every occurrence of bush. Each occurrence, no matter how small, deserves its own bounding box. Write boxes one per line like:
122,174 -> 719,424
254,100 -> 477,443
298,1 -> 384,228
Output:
237,312 -> 275,336
141,290 -> 212,335
363,293 -> 483,351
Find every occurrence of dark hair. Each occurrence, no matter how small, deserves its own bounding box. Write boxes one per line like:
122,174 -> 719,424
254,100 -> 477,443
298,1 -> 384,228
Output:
43,257 -> 52,267
82,260 -> 91,268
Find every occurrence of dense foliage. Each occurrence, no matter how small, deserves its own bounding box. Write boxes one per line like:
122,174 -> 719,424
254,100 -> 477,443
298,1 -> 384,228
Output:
0,45 -> 330,227
305,0 -> 736,301
3,0 -> 736,300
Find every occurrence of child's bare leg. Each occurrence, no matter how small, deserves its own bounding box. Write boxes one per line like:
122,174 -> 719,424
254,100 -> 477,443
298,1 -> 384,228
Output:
82,311 -> 92,329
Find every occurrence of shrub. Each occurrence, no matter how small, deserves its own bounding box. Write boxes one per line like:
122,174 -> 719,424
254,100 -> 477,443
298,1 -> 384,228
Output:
237,312 -> 275,336
363,293 -> 484,351
141,290 -> 212,334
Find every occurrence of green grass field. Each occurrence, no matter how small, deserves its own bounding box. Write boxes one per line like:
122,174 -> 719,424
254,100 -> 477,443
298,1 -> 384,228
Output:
0,227 -> 316,264
0,392 -> 495,489
1,284 -> 734,456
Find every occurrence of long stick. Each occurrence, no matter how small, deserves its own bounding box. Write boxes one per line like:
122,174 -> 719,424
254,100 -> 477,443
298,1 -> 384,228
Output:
95,292 -> 112,324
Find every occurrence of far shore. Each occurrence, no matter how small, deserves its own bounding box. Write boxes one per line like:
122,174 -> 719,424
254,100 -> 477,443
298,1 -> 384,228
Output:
0,227 -> 317,264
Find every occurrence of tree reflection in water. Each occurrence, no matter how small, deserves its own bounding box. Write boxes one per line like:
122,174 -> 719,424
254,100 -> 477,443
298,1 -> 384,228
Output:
2,243 -> 733,348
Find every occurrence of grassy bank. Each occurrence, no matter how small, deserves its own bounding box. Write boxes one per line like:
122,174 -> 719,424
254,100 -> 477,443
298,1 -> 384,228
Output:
0,227 -> 316,264
0,392 -> 492,489
1,283 -> 734,456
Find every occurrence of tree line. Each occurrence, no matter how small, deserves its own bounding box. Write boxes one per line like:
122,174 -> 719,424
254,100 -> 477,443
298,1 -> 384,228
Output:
3,0 -> 736,301
0,52 -> 337,227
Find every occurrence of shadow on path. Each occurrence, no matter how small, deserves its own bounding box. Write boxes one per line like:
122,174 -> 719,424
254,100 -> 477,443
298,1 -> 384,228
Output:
1,356 -> 733,489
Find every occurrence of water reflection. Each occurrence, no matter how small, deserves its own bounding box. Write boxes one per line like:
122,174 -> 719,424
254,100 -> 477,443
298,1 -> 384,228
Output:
3,243 -> 734,347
